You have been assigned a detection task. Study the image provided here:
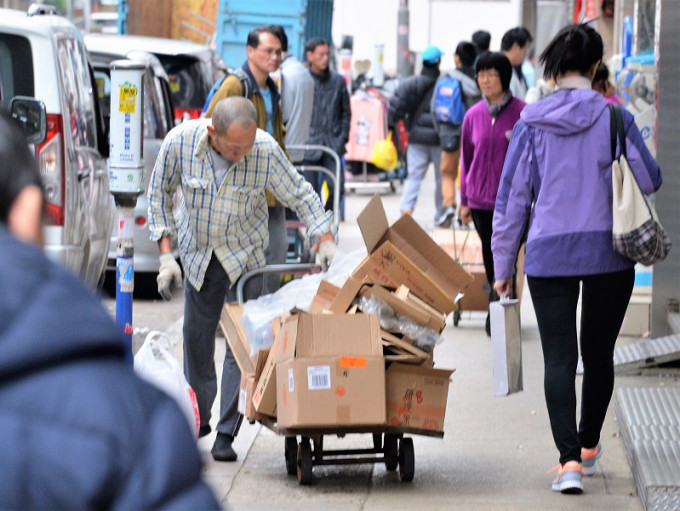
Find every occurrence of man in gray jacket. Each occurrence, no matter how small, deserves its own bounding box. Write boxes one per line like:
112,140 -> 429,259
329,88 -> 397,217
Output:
432,41 -> 482,227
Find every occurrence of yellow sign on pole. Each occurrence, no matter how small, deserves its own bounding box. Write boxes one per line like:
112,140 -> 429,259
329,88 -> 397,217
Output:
118,82 -> 138,114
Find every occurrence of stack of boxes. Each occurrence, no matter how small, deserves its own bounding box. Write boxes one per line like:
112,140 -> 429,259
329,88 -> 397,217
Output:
223,195 -> 474,434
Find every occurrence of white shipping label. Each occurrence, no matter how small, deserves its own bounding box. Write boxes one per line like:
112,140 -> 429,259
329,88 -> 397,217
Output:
288,367 -> 294,392
307,365 -> 331,390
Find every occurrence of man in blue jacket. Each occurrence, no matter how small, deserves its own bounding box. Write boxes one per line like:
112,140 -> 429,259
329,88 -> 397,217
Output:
0,110 -> 219,510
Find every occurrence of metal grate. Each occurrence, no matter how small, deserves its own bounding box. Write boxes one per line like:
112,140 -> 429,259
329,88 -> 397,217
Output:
615,387 -> 680,511
614,335 -> 680,374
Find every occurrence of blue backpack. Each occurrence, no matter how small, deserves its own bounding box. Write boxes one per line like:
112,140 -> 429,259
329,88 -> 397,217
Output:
433,75 -> 466,124
201,68 -> 252,115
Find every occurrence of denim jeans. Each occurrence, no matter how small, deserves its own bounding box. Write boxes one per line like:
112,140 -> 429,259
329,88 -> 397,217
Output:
527,268 -> 634,463
399,143 -> 443,220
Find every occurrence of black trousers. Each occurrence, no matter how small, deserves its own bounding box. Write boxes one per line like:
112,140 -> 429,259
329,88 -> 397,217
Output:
527,268 -> 635,464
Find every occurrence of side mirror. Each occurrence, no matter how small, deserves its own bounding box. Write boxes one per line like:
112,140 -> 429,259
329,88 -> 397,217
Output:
10,96 -> 47,145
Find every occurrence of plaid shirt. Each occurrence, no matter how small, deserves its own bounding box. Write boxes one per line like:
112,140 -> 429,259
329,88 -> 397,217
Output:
147,119 -> 333,291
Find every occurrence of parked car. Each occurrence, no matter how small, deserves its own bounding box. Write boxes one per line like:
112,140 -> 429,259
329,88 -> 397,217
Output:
88,34 -> 228,122
84,34 -> 179,276
0,6 -> 113,287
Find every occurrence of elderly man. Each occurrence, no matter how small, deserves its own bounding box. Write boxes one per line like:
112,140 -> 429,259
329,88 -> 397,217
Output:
148,97 -> 337,462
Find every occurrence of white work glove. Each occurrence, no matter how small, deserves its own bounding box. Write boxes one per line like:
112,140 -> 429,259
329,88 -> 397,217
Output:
157,253 -> 183,301
316,239 -> 338,272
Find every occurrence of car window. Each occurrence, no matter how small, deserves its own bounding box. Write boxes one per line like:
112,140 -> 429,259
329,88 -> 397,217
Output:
157,54 -> 211,110
0,33 -> 34,109
57,37 -> 97,149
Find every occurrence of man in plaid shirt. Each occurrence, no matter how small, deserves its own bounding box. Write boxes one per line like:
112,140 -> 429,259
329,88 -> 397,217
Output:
148,97 -> 337,462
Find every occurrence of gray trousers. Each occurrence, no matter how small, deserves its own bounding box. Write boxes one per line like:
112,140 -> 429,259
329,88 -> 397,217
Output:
182,206 -> 287,437
399,143 -> 443,221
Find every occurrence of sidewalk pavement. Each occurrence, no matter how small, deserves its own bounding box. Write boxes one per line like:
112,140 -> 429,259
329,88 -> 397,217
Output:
186,170 -> 651,510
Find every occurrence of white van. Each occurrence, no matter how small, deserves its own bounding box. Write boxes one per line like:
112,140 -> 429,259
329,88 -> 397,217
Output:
0,6 -> 113,287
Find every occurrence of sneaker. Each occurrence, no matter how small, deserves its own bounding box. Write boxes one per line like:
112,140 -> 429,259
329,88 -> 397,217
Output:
549,461 -> 584,494
436,205 -> 457,228
581,442 -> 602,476
211,433 -> 237,462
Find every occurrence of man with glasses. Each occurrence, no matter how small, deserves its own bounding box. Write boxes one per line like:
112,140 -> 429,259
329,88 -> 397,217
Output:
204,25 -> 288,298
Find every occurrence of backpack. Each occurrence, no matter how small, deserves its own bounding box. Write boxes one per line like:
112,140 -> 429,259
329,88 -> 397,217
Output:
433,75 -> 466,125
201,67 -> 252,115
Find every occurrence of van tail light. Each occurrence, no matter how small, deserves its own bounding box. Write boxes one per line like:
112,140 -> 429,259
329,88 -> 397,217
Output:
35,114 -> 65,226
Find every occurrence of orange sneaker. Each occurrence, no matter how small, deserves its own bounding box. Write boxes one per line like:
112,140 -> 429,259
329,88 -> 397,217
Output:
548,460 -> 584,494
581,443 -> 602,476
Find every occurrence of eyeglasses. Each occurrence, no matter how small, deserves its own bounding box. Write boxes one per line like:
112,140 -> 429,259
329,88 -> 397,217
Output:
257,47 -> 282,58
477,71 -> 500,81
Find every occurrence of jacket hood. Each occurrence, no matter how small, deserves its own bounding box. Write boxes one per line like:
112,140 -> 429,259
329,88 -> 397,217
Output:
0,228 -> 125,381
521,88 -> 608,136
449,68 -> 481,101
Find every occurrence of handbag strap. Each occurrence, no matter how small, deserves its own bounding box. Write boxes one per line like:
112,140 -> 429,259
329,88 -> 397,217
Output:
608,103 -> 627,160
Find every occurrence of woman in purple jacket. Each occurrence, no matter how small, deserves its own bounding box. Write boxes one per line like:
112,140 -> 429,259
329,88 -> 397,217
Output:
459,51 -> 526,335
492,24 -> 662,494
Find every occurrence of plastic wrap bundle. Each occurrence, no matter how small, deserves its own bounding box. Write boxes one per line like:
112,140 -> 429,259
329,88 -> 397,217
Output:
359,295 -> 441,351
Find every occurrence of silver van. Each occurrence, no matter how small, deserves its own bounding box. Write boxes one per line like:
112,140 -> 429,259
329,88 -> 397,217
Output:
84,34 -> 179,275
0,7 -> 113,287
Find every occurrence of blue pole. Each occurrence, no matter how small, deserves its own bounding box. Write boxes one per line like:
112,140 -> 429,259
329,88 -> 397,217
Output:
115,204 -> 135,362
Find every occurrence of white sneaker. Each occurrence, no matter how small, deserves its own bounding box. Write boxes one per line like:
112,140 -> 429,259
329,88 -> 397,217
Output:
436,205 -> 457,228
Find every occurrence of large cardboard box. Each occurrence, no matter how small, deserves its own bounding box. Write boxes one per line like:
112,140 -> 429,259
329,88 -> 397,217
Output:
353,194 -> 473,314
385,363 -> 454,433
277,356 -> 386,427
275,312 -> 386,427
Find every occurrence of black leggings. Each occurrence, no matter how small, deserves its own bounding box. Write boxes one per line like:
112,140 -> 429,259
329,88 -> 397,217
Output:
527,269 -> 635,464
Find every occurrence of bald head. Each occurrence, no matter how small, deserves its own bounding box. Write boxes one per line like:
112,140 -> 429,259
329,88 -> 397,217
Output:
211,96 -> 257,135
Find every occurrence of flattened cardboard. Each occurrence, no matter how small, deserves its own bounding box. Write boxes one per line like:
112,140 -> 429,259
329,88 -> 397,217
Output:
219,304 -> 254,374
328,277 -> 368,313
277,356 -> 386,427
239,373 -> 269,421
385,363 -> 454,433
360,284 -> 446,332
355,194 -> 473,314
252,330 -> 283,417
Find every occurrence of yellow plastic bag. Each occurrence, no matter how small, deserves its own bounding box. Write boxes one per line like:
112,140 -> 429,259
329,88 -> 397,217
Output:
370,130 -> 398,171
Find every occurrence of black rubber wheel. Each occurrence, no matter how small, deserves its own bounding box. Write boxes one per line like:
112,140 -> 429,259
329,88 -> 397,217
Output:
453,310 -> 461,327
384,434 -> 399,471
297,440 -> 313,485
284,436 -> 297,476
398,437 -> 415,482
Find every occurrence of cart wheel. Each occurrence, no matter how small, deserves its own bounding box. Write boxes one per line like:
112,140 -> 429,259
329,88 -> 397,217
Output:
453,310 -> 461,327
384,434 -> 399,471
372,433 -> 382,450
297,440 -> 313,485
284,436 -> 298,476
398,437 -> 415,482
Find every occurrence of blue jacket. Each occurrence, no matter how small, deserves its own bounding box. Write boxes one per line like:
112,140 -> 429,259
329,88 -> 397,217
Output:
492,86 -> 662,280
0,228 -> 219,510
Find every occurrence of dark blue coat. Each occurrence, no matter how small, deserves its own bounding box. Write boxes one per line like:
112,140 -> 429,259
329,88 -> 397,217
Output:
0,228 -> 219,510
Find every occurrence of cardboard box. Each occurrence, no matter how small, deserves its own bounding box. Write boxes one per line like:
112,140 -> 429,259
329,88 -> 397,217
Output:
252,333 -> 283,417
307,280 -> 341,313
431,227 -> 484,265
385,363 -> 454,433
219,303 -> 254,374
353,194 -> 473,315
360,284 -> 446,332
277,356 -> 386,427
328,277 -> 368,313
238,373 -> 269,421
458,265 -> 490,312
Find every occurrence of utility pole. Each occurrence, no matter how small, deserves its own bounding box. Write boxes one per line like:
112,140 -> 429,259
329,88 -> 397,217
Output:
397,0 -> 411,77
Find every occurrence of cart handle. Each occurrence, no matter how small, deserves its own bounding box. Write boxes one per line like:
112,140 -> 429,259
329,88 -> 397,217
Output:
236,263 -> 322,304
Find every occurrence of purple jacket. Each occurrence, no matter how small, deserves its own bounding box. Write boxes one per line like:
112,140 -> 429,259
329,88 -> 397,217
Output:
492,88 -> 662,280
460,97 -> 526,210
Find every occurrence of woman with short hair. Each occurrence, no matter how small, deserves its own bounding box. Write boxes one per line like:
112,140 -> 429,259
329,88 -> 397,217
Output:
492,23 -> 662,494
459,51 -> 526,335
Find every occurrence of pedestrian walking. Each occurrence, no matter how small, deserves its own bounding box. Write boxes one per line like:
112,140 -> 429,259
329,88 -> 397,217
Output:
304,37 -> 351,211
147,97 -> 337,462
431,41 -> 482,227
204,24 -> 289,295
0,109 -> 220,509
492,23 -> 663,494
501,27 -> 533,99
459,51 -> 525,335
389,45 -> 444,220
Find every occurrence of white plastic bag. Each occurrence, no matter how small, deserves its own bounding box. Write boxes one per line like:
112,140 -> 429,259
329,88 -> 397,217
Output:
134,331 -> 200,437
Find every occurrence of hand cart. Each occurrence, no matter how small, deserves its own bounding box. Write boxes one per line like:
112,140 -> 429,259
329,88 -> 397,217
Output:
285,144 -> 342,264
235,267 -> 446,485
447,222 -> 490,327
